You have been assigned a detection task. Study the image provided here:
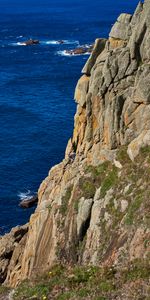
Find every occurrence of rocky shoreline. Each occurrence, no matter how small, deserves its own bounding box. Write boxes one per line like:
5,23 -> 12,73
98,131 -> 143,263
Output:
0,1 -> 150,298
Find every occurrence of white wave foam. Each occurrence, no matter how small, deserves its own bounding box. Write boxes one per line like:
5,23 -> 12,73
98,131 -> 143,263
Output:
11,42 -> 26,46
16,35 -> 23,39
42,39 -> 79,45
18,190 -> 34,200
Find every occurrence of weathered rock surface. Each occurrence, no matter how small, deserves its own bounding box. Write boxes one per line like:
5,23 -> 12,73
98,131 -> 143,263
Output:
0,225 -> 28,284
82,38 -> 107,75
1,0 -> 150,288
65,44 -> 93,56
19,195 -> 38,208
21,39 -> 40,46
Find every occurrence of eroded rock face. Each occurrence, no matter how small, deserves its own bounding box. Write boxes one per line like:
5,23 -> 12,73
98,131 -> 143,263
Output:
0,225 -> 28,284
1,0 -> 150,287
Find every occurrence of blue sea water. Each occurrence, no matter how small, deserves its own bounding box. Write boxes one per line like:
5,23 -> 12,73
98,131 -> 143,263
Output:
0,0 -> 139,234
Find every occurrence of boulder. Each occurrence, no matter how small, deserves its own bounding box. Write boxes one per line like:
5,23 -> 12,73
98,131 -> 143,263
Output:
0,225 -> 28,283
74,75 -> 89,107
58,40 -> 65,44
109,13 -> 132,41
21,39 -> 40,46
65,45 -> 93,56
19,195 -> 38,208
82,38 -> 107,75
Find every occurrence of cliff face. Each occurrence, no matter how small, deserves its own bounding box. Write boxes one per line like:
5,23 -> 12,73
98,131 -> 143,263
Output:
0,0 -> 150,288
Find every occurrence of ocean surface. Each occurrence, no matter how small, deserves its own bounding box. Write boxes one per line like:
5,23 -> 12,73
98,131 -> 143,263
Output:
0,0 -> 139,234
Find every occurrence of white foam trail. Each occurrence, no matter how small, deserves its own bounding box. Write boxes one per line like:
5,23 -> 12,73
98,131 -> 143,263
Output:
11,42 -> 26,46
18,190 -> 33,200
42,39 -> 79,45
16,35 -> 23,39
57,50 -> 90,57
57,50 -> 72,56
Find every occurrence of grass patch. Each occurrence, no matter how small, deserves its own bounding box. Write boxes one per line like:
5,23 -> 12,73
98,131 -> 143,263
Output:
57,291 -> 75,300
14,281 -> 50,299
99,280 -> 115,292
125,194 -> 143,225
85,162 -> 110,178
140,146 -> 150,155
122,259 -> 150,282
0,285 -> 10,295
13,261 -> 149,300
100,166 -> 118,198
79,178 -> 96,198
117,146 -> 130,164
60,185 -> 73,215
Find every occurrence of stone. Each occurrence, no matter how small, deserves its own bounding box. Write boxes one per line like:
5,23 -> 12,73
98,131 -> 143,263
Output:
109,37 -> 127,49
131,2 -> 143,26
57,40 -> 65,44
82,38 -> 107,75
74,75 -> 89,107
132,65 -> 150,104
0,225 -> 28,283
120,200 -> 128,212
127,130 -> 150,160
77,197 -> 93,240
113,159 -> 123,169
65,45 -> 93,56
21,39 -> 40,46
109,13 -> 132,41
19,195 -> 38,208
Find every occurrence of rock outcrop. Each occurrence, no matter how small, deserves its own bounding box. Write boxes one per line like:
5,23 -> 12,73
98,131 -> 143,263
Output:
0,0 -> 150,289
19,195 -> 38,208
20,39 -> 40,46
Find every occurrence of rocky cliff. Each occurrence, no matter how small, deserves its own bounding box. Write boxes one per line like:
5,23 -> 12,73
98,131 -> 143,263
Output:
0,0 -> 150,292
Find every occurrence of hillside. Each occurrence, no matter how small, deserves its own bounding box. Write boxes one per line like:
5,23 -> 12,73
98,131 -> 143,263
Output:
0,1 -> 150,299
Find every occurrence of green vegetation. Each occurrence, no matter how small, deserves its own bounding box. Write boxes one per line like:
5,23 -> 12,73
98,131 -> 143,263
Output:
125,194 -> 143,225
85,161 -> 110,178
100,166 -> 118,198
60,185 -> 73,215
0,285 -> 10,296
14,282 -> 49,299
13,260 -> 150,300
117,146 -> 130,164
122,259 -> 150,282
13,146 -> 150,299
79,177 -> 96,198
46,203 -> 52,212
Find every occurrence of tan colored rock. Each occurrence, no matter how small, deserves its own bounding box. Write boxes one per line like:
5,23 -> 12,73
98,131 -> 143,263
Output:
74,75 -> 89,107
1,0 -> 150,287
0,225 -> 28,284
109,37 -> 127,49
127,130 -> 150,160
82,38 -> 107,75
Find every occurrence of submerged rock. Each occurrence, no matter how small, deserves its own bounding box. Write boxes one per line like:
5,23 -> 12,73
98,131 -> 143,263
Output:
20,39 -> 40,46
57,40 -> 65,44
65,44 -> 93,55
19,195 -> 38,208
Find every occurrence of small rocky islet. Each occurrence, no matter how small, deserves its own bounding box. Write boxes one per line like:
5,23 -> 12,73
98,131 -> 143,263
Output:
0,1 -> 150,299
19,38 -> 93,55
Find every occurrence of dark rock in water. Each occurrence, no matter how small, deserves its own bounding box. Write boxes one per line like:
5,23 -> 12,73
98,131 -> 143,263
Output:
19,195 -> 38,208
21,39 -> 40,46
58,40 -> 65,44
66,44 -> 94,55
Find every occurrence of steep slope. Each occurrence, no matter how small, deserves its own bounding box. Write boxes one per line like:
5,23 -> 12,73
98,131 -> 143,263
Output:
0,0 -> 150,290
